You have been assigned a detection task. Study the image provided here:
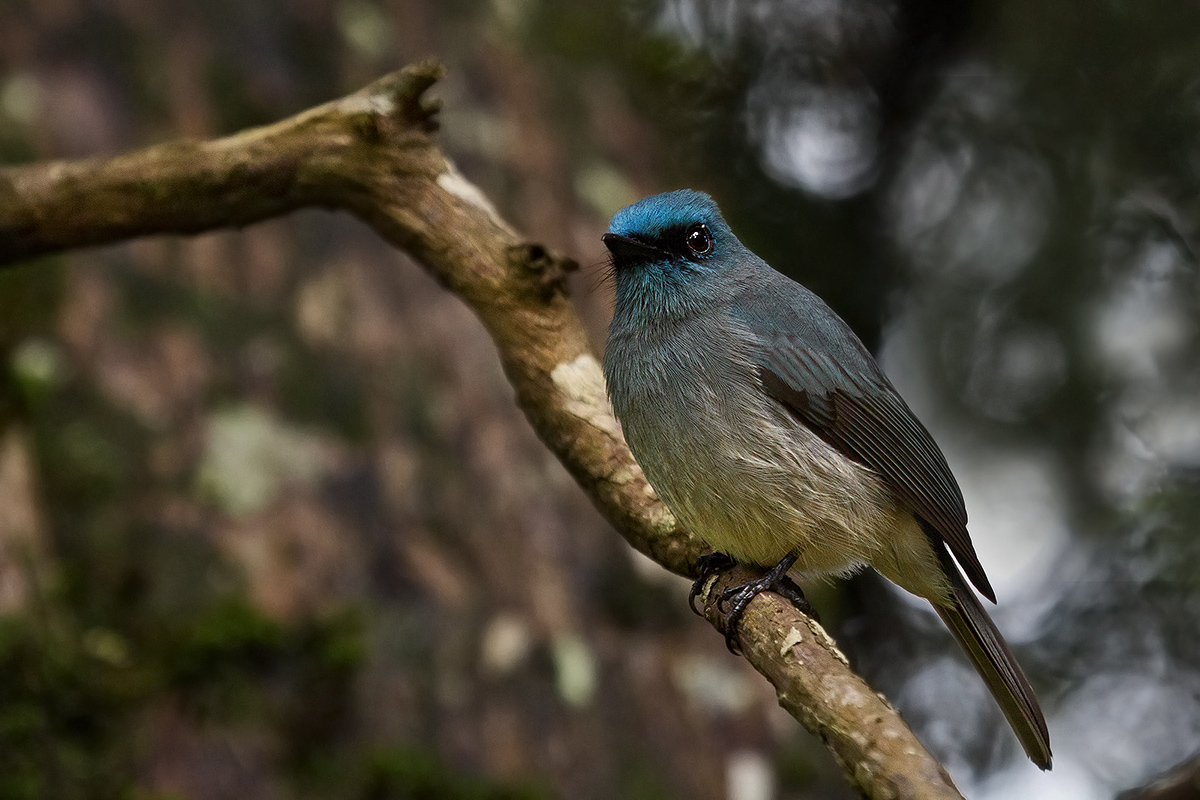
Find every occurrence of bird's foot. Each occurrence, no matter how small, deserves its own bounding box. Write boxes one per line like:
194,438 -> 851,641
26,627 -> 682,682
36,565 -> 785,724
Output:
718,553 -> 816,654
771,575 -> 817,623
689,551 -> 736,615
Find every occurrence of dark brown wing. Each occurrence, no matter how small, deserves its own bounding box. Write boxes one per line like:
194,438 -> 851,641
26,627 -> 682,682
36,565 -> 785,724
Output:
759,334 -> 996,603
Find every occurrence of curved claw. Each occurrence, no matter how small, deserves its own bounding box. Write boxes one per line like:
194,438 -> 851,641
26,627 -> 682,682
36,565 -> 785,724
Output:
688,552 -> 736,615
717,553 -> 813,654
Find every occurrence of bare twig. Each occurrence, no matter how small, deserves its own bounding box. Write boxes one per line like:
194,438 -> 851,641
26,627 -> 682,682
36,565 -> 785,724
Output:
0,61 -> 964,800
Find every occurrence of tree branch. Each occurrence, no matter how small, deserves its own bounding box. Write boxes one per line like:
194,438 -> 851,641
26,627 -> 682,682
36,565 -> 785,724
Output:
0,61 -> 964,800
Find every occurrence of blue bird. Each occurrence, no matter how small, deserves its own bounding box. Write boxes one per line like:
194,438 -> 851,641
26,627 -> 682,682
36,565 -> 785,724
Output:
601,189 -> 1051,769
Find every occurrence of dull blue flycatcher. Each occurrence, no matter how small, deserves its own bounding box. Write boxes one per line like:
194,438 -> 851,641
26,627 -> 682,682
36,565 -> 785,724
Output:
601,189 -> 1051,769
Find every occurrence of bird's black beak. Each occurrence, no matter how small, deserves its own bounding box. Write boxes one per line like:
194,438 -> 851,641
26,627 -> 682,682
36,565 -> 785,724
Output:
602,233 -> 669,265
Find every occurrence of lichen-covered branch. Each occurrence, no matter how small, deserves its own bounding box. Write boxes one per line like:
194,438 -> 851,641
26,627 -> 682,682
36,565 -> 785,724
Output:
699,565 -> 963,800
0,61 -> 964,800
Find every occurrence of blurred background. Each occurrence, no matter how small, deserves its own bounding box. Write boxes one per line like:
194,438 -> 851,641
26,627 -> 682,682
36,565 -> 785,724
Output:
2,1 -> 1199,798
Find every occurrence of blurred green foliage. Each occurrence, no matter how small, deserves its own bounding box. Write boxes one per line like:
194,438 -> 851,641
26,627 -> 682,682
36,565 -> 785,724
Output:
360,748 -> 547,800
0,596 -> 358,799
0,582 -> 540,799
0,255 -> 537,798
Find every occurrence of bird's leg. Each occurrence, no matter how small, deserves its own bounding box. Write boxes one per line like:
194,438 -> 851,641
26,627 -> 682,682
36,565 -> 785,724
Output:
689,551 -> 736,615
718,552 -> 817,653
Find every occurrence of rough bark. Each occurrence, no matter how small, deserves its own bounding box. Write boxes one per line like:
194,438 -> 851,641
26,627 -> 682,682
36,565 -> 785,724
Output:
0,61 -> 964,800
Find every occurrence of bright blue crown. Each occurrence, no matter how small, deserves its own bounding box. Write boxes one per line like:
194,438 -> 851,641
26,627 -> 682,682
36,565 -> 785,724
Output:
608,190 -> 723,239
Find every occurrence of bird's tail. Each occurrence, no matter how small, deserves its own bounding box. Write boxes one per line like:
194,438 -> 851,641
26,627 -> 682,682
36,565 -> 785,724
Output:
932,548 -> 1052,770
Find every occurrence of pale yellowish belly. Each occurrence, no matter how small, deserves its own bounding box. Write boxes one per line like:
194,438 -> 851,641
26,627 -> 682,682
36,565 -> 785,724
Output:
633,423 -> 951,604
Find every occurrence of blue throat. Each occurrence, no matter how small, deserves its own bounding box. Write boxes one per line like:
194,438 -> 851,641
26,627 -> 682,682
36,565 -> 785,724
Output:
613,260 -> 712,323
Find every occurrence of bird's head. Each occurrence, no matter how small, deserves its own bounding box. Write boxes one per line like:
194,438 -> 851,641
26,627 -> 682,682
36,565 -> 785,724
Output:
602,190 -> 744,319
602,190 -> 735,275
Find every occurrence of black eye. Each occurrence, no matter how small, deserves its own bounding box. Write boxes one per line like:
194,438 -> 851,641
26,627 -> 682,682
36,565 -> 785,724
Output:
685,223 -> 713,256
